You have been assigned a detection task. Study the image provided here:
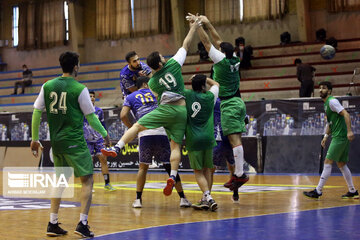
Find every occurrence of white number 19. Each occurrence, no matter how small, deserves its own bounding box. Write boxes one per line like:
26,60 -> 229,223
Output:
159,73 -> 177,90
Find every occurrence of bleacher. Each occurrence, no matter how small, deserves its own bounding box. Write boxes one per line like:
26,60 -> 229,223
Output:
0,38 -> 359,112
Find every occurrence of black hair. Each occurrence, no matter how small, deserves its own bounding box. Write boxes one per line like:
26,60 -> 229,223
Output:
220,42 -> 234,59
235,37 -> 245,47
136,76 -> 150,89
294,58 -> 302,65
319,81 -> 333,90
89,91 -> 95,95
59,51 -> 79,74
146,51 -> 161,70
191,74 -> 207,92
125,51 -> 137,63
22,64 -> 27,68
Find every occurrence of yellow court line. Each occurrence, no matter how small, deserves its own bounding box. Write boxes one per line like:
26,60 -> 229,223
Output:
71,181 -> 344,195
86,181 -> 343,188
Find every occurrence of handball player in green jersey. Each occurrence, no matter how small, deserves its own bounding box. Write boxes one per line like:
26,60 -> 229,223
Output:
102,20 -> 200,196
31,52 -> 110,238
303,82 -> 358,199
187,13 -> 249,190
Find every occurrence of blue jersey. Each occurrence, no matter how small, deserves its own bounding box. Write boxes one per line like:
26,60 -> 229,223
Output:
123,88 -> 157,121
83,106 -> 106,142
119,62 -> 152,98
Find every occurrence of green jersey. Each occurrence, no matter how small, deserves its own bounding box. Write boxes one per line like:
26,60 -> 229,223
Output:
148,58 -> 185,103
41,77 -> 93,154
211,46 -> 240,97
324,96 -> 347,138
184,89 -> 217,151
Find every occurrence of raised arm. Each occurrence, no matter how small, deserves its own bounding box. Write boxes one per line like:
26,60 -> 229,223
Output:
182,21 -> 198,52
206,77 -> 219,104
197,26 -> 212,53
200,15 -> 222,49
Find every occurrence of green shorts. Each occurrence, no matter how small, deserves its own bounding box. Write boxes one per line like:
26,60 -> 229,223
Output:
326,137 -> 349,162
220,97 -> 246,136
53,148 -> 93,177
138,104 -> 187,144
188,148 -> 214,170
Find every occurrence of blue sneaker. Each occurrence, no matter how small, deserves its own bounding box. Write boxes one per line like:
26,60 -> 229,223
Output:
101,146 -> 120,158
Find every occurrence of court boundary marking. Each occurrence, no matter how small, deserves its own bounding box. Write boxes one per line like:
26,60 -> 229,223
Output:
95,203 -> 360,238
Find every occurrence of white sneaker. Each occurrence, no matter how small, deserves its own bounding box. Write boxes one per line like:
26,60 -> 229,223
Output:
180,198 -> 192,208
132,199 -> 142,208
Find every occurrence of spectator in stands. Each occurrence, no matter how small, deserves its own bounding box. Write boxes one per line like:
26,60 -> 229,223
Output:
234,37 -> 245,60
119,51 -> 152,99
12,64 -> 33,95
295,58 -> 316,98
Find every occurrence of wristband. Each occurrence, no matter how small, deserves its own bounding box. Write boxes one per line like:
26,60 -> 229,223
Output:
324,134 -> 329,138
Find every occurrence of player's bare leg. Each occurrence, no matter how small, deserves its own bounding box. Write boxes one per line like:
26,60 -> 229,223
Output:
101,123 -> 147,157
132,163 -> 149,208
163,140 -> 181,196
226,133 -> 249,190
98,154 -> 115,191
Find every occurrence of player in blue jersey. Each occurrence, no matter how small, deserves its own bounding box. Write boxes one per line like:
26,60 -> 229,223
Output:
212,98 -> 239,202
119,51 -> 152,98
120,76 -> 191,208
83,91 -> 116,191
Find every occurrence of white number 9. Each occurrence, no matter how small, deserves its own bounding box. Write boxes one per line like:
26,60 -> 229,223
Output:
191,102 -> 201,118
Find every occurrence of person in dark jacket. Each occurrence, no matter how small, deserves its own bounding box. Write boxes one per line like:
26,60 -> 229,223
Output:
295,58 -> 316,97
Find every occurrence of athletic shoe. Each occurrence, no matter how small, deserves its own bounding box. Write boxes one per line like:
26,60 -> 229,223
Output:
163,175 -> 176,196
207,199 -> 218,211
46,222 -> 68,237
229,174 -> 249,190
224,174 -> 249,189
101,146 -> 120,158
132,199 -> 142,208
74,221 -> 94,238
342,190 -> 359,199
232,194 -> 239,203
223,178 -> 233,188
104,183 -> 116,191
179,198 -> 192,208
192,200 -> 209,210
303,189 -> 322,199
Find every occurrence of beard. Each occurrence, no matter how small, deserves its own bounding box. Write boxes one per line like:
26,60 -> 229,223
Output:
320,92 -> 328,99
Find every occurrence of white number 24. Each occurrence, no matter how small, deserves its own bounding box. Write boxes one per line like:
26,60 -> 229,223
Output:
49,91 -> 67,114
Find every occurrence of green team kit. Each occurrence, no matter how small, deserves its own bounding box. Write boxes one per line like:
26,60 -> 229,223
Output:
184,89 -> 217,170
40,77 -> 96,177
138,58 -> 187,144
212,51 -> 246,136
324,96 -> 349,162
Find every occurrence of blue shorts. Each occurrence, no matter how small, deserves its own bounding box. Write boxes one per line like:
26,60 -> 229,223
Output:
87,141 -> 105,157
213,140 -> 234,167
139,135 -> 170,164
